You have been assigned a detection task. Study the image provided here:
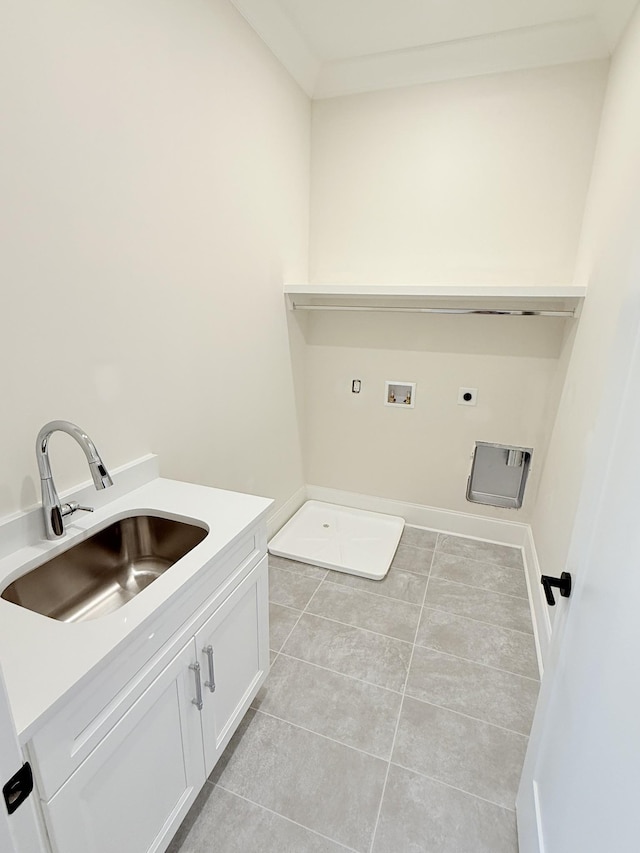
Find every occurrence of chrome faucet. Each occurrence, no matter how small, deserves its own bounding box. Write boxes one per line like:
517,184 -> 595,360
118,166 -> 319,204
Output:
36,420 -> 113,539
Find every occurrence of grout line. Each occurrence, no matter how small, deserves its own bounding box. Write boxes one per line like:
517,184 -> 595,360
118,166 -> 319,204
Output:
429,574 -> 530,602
368,547 -> 435,853
270,601 -> 307,614
401,692 -> 532,739
410,641 -> 540,683
212,784 -> 360,852
296,608 -> 416,646
388,760 -> 517,814
420,603 -> 536,637
310,578 -> 423,611
321,577 -> 426,606
272,650 -> 404,696
386,564 -> 433,579
435,532 -> 525,571
398,541 -> 438,554
434,553 -> 528,575
268,554 -> 329,581
325,562 -> 432,582
269,561 -> 329,584
269,597 -> 310,657
250,707 -> 392,763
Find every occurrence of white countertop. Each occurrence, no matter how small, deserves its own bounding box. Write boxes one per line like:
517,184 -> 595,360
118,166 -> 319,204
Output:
0,472 -> 272,740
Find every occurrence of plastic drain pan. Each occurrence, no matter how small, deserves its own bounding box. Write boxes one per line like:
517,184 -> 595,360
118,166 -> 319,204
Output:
268,501 -> 404,580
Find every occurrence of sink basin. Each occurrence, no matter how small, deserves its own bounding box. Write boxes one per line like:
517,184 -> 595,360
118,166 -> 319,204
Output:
1,515 -> 208,623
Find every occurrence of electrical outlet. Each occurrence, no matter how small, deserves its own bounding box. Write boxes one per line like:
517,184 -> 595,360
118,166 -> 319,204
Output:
458,387 -> 478,406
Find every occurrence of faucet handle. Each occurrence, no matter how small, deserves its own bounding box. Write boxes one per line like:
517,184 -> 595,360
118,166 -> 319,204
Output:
60,501 -> 94,518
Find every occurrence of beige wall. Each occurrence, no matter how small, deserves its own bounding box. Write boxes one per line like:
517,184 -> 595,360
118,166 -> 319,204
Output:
302,312 -> 566,520
0,0 -> 310,517
532,5 -> 640,576
303,62 -> 608,519
310,61 -> 608,286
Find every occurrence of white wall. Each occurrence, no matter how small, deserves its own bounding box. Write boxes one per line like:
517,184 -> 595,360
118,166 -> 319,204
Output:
0,0 -> 310,518
310,61 -> 608,286
303,62 -> 607,520
532,5 -> 640,581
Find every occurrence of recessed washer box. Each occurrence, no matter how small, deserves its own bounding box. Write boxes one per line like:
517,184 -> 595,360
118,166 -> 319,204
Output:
385,381 -> 416,408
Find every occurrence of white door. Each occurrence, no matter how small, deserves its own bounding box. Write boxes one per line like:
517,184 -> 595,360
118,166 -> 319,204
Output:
195,556 -> 269,775
0,664 -> 46,853
517,302 -> 640,852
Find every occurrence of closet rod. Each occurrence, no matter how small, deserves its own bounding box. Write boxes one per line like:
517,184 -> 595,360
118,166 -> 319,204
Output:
291,303 -> 575,318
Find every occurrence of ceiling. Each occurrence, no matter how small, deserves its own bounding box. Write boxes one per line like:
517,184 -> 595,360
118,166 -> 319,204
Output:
228,0 -> 638,98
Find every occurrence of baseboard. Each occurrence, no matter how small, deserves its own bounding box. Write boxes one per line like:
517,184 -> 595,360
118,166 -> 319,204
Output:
266,485 -> 307,540
516,779 -> 544,853
523,526 -> 551,675
305,485 -> 530,547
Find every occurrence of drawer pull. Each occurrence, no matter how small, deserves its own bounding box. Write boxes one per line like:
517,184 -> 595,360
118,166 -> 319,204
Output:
203,645 -> 216,693
189,662 -> 203,711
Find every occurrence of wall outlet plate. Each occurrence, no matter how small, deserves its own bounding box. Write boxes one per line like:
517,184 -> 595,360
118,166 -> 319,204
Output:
458,387 -> 478,406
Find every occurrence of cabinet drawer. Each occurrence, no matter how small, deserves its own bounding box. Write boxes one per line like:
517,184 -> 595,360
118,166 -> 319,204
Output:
29,529 -> 262,800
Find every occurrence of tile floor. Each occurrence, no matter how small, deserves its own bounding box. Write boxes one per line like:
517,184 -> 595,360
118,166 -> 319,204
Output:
168,527 -> 539,853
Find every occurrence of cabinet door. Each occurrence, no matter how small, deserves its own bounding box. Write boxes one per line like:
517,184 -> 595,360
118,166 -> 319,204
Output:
196,555 -> 269,774
41,640 -> 205,853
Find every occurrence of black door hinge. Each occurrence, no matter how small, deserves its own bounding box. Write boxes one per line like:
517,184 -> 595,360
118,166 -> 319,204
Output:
3,762 -> 33,815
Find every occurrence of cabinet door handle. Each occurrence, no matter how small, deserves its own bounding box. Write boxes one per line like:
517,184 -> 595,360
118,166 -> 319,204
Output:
189,662 -> 203,710
203,645 -> 216,693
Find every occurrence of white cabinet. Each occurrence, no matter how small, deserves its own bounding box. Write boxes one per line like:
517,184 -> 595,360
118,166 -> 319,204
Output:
36,554 -> 269,853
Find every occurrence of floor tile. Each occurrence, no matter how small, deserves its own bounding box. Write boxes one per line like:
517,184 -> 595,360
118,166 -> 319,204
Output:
390,544 -> 433,576
431,551 -> 528,599
212,710 -> 387,852
392,697 -> 528,809
425,577 -> 533,634
400,526 -> 438,550
252,655 -> 402,759
405,646 -> 539,734
283,613 -> 412,692
307,582 -> 421,643
167,784 -> 350,853
174,529 -> 538,850
437,535 -> 524,570
269,566 -> 321,610
268,554 -> 328,580
416,608 -> 539,679
372,765 -> 517,853
269,603 -> 301,652
325,565 -> 428,605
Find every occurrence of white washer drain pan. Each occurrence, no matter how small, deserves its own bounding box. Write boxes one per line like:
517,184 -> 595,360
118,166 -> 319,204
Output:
269,501 -> 404,580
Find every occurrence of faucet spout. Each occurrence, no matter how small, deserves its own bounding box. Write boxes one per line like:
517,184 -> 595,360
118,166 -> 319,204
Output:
36,420 -> 113,540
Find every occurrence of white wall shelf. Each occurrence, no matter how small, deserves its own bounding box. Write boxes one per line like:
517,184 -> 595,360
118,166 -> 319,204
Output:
284,284 -> 586,318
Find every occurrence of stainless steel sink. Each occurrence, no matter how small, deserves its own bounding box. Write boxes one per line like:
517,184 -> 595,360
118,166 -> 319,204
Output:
1,515 -> 208,623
